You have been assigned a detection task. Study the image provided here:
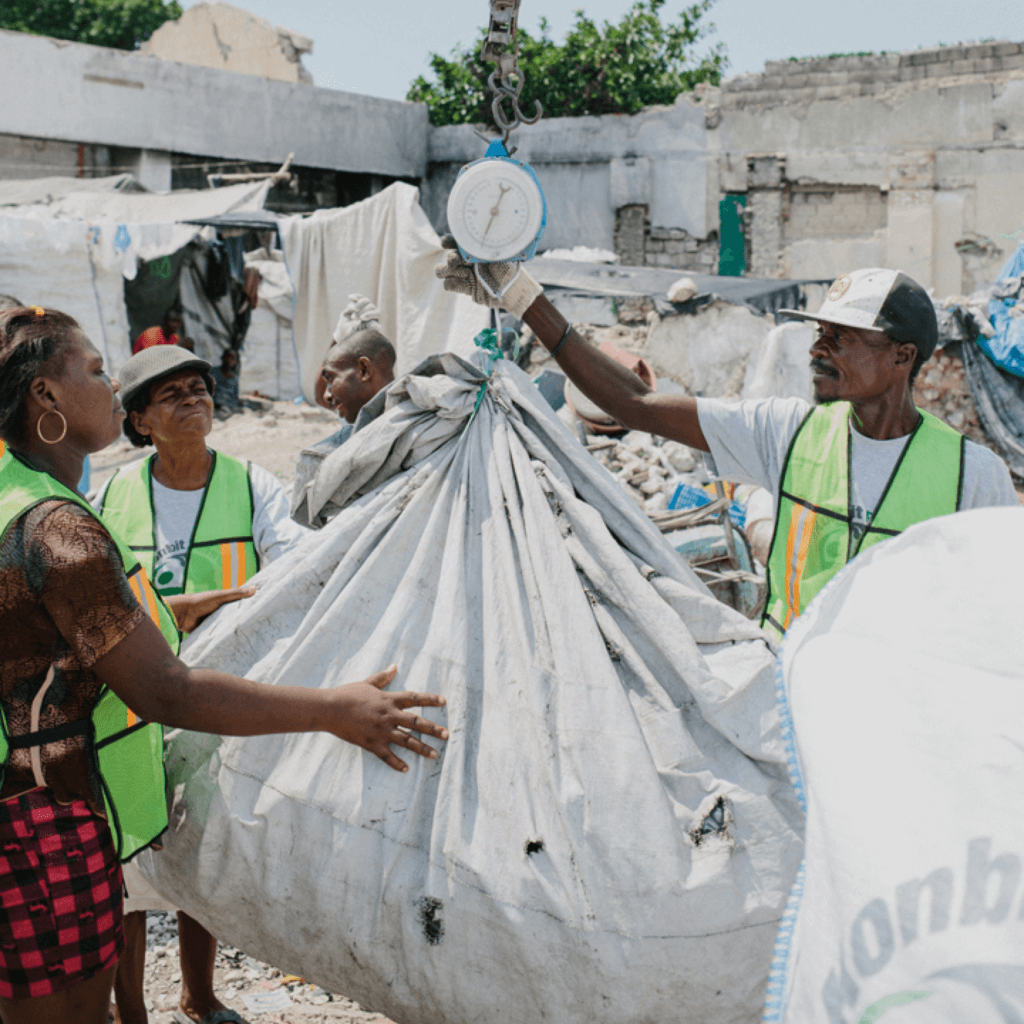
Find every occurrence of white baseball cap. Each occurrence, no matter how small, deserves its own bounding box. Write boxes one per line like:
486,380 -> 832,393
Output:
779,268 -> 938,360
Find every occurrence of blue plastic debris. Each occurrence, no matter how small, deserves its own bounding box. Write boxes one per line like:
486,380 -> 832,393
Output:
668,482 -> 747,529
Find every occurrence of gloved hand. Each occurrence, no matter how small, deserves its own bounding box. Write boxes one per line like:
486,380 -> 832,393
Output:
333,293 -> 382,343
435,235 -> 543,319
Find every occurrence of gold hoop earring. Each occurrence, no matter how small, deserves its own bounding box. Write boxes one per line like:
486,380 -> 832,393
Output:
37,410 -> 68,445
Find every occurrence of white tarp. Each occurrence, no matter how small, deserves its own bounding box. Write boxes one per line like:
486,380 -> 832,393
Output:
0,178 -> 270,375
767,507 -> 1024,1024
742,322 -> 814,402
0,174 -> 133,206
0,217 -> 132,372
278,183 -> 489,400
142,352 -> 803,1024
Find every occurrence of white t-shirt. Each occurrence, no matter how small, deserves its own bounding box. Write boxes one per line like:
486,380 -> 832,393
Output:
96,458 -> 310,596
697,397 -> 1018,542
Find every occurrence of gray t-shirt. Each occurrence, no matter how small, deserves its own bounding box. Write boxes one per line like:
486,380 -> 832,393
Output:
697,397 -> 1018,541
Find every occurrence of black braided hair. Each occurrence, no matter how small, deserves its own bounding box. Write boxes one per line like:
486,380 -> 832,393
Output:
0,308 -> 80,444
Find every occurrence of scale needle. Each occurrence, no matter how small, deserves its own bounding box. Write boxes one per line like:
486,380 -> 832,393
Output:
483,183 -> 512,239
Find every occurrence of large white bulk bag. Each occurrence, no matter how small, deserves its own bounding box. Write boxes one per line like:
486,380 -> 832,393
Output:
142,352 -> 803,1024
768,507 -> 1024,1024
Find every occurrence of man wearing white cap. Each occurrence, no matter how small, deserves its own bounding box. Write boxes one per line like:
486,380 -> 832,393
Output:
436,250 -> 1018,642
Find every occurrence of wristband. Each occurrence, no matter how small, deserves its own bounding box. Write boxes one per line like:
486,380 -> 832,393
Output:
550,323 -> 573,358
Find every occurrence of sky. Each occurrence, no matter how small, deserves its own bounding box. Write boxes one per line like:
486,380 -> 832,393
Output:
179,0 -> 1013,101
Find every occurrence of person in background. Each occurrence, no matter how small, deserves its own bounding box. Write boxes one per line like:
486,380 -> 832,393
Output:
133,309 -> 187,356
293,296 -> 396,526
94,346 -> 310,1024
0,306 -> 447,1024
210,347 -> 242,414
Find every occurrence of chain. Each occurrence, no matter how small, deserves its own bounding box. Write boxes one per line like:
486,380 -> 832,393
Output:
477,0 -> 542,149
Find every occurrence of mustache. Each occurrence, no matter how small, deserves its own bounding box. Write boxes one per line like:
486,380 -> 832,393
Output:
810,358 -> 838,378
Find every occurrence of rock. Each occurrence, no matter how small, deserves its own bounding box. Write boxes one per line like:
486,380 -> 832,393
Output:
667,276 -> 698,304
662,441 -> 696,473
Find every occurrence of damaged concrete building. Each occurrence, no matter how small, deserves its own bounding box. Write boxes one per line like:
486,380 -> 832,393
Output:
2,9 -> 1024,293
0,4 -> 421,210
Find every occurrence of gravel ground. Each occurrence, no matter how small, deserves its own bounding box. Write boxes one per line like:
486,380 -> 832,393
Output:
132,912 -> 396,1024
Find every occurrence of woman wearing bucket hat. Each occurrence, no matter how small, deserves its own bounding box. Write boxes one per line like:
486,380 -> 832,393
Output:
94,344 -> 307,1024
436,250 -> 1018,642
0,307 -> 448,1024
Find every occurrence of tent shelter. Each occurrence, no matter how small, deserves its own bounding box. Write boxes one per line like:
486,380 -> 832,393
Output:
0,178 -> 491,401
0,176 -> 271,376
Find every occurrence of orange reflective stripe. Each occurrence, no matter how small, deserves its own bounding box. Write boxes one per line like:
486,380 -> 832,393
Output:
218,542 -> 247,588
130,569 -> 161,626
125,572 -> 157,728
790,509 -> 817,625
783,506 -> 817,629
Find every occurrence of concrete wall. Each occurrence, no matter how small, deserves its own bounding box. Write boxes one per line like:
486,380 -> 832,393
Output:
0,29 -> 426,180
140,3 -> 313,85
4,25 -> 1024,292
422,39 -> 1024,288
717,41 -> 1024,292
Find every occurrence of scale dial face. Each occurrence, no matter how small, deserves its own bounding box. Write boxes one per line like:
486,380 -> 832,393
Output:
447,159 -> 545,262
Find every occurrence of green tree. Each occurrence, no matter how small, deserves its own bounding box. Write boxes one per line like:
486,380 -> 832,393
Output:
0,0 -> 182,51
407,0 -> 727,127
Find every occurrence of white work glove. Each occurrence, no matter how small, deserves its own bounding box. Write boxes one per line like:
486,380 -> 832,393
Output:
332,293 -> 382,344
435,235 -> 543,320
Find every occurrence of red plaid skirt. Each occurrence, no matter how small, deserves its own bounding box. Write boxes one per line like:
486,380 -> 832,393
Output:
0,789 -> 123,999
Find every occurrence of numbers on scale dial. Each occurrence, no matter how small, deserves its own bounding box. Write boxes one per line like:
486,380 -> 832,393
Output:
462,177 -> 531,251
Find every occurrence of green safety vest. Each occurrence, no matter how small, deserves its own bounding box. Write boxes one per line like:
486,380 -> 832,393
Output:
100,451 -> 259,595
0,449 -> 178,862
763,402 -> 964,643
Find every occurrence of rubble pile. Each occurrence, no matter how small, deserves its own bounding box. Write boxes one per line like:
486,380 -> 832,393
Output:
912,346 -> 993,453
585,432 -> 701,514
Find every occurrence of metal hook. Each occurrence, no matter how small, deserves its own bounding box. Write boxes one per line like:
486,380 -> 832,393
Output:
487,68 -> 543,134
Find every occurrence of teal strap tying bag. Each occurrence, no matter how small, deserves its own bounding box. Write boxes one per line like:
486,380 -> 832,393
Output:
464,324 -> 519,434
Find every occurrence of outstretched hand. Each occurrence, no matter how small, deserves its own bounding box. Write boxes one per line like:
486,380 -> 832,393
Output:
434,234 -> 542,318
329,665 -> 449,773
164,585 -> 257,634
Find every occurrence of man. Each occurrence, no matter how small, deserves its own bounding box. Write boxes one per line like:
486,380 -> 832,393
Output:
436,249 -> 1018,642
133,308 -> 186,355
319,325 -> 396,427
292,302 -> 397,526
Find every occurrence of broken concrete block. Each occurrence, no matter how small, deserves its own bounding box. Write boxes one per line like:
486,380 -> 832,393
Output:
667,276 -> 698,303
141,2 -> 313,85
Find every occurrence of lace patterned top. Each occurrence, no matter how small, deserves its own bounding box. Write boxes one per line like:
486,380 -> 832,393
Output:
0,500 -> 145,809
